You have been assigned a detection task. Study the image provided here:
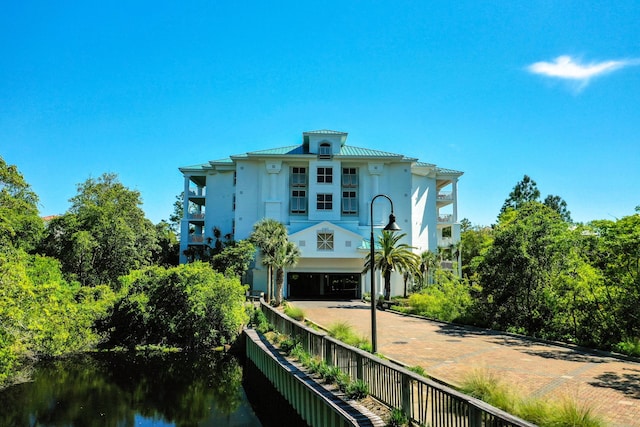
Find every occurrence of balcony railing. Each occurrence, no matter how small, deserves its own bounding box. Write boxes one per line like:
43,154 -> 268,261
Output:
438,237 -> 453,247
438,214 -> 453,223
188,188 -> 206,197
189,213 -> 205,220
188,234 -> 205,243
437,191 -> 453,201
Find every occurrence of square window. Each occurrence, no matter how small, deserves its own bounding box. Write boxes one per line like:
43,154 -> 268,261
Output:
317,193 -> 333,210
317,167 -> 333,183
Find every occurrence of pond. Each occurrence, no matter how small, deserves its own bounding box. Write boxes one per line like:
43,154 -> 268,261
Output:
0,351 -> 306,427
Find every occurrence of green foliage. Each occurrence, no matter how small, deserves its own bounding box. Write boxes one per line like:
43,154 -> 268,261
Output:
461,369 -> 603,427
105,262 -> 248,349
344,379 -> 369,399
0,249 -> 116,386
613,337 -> 640,357
364,231 -> 419,301
407,365 -> 427,377
250,218 -> 293,305
38,173 -> 160,287
250,307 -> 272,334
405,271 -> 474,323
386,407 -> 409,427
460,223 -> 493,279
0,156 -> 44,252
283,302 -> 305,321
327,321 -> 372,351
209,239 -> 256,278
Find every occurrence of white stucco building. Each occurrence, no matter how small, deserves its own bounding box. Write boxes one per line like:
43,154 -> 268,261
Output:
179,130 -> 462,299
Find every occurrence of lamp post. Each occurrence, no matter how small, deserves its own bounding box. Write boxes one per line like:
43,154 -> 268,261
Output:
369,194 -> 401,354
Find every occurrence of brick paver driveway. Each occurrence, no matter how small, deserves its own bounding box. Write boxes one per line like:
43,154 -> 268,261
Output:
291,299 -> 640,427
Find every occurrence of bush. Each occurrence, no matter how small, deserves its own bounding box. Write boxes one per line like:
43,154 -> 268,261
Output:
613,337 -> 640,357
344,379 -> 369,399
406,272 -> 473,323
386,407 -> 408,427
105,262 -> 248,349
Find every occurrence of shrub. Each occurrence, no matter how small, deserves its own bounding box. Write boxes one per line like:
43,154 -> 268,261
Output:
106,262 -> 248,349
613,337 -> 640,357
386,407 -> 408,427
345,379 -> 369,399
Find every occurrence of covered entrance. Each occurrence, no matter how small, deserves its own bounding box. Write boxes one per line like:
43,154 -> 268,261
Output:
287,273 -> 361,299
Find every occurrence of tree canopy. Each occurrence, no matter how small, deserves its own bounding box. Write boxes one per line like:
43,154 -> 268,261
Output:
0,156 -> 44,252
39,173 -> 160,287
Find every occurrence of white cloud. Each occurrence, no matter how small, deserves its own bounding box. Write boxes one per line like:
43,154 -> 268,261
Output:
527,55 -> 638,88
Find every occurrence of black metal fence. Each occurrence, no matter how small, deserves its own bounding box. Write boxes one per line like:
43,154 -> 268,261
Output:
260,300 -> 535,427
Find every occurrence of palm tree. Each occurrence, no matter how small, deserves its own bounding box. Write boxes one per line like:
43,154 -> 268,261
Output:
249,218 -> 288,303
419,250 -> 439,288
364,231 -> 419,301
273,241 -> 301,306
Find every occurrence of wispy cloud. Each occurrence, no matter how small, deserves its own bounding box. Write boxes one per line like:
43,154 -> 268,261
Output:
527,55 -> 639,90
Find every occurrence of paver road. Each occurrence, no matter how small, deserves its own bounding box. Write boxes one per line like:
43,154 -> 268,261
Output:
292,299 -> 640,427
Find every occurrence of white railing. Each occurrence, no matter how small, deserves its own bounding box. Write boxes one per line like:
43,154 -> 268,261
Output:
189,213 -> 205,220
438,214 -> 453,223
438,237 -> 453,247
437,191 -> 453,201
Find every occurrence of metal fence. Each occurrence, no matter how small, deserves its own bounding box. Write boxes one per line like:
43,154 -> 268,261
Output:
260,300 -> 535,427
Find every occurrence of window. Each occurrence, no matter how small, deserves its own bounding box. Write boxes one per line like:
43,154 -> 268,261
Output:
291,190 -> 307,214
290,167 -> 308,214
291,167 -> 307,187
341,168 -> 358,215
342,191 -> 357,215
317,232 -> 334,251
317,167 -> 333,183
319,143 -> 331,159
342,168 -> 358,187
317,193 -> 333,210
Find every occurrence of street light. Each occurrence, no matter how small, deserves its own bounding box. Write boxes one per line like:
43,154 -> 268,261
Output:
369,194 -> 401,354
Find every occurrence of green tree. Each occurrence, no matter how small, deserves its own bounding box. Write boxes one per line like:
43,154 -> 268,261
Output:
416,250 -> 439,290
249,218 -> 288,303
210,239 -> 256,279
107,262 -> 248,349
0,156 -> 44,252
273,241 -> 301,306
543,194 -> 572,222
590,212 -> 640,344
460,223 -> 493,279
500,175 -> 540,215
478,202 -> 594,339
39,173 -> 159,287
364,231 -> 419,301
152,220 -> 180,267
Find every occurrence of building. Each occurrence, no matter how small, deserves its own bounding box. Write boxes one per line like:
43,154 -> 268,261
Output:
179,130 -> 462,299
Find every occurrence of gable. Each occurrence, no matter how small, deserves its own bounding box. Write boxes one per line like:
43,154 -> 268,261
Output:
289,221 -> 365,259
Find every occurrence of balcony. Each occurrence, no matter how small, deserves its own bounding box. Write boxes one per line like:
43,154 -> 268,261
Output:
438,214 -> 453,224
437,191 -> 452,201
189,213 -> 205,220
438,237 -> 453,248
188,234 -> 205,244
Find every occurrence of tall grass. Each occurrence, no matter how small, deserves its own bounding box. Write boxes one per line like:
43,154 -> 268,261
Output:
283,302 -> 305,321
460,369 -> 604,427
327,321 -> 372,352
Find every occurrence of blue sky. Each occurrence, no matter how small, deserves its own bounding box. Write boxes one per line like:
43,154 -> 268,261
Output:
2,1 -> 639,226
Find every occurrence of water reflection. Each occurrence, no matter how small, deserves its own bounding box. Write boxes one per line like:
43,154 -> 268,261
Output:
0,351 -> 262,427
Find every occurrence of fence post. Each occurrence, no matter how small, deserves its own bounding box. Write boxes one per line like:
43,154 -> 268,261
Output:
469,406 -> 482,427
324,337 -> 333,366
356,353 -> 363,381
402,373 -> 411,420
